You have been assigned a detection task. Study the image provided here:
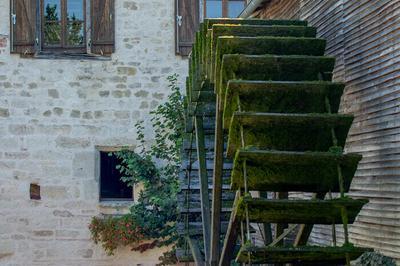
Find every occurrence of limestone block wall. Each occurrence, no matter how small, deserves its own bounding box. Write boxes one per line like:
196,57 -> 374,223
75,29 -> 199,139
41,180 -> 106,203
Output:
0,0 -> 187,265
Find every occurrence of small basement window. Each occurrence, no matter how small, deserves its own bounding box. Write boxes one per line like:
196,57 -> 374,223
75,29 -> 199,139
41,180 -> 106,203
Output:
100,151 -> 133,201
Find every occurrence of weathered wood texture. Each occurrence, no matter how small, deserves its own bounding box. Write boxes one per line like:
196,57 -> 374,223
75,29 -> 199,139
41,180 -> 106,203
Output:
253,0 -> 400,261
91,0 -> 115,55
252,0 -> 300,20
10,0 -> 37,54
175,0 -> 200,56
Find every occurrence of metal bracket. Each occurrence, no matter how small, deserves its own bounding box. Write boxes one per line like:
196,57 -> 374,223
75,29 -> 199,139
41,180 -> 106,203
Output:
177,15 -> 183,27
12,14 -> 17,25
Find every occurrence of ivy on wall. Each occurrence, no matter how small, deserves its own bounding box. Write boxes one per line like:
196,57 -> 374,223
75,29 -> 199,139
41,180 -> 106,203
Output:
89,74 -> 184,264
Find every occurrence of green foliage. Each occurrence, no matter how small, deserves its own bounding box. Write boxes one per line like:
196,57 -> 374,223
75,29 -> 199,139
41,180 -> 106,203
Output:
89,74 -> 184,260
45,4 -> 59,20
89,216 -> 144,255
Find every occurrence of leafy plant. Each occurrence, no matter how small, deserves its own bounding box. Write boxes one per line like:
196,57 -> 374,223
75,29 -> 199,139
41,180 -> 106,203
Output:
89,74 -> 184,261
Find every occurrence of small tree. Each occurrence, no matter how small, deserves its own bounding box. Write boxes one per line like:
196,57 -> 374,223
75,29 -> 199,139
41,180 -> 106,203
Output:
89,74 -> 184,264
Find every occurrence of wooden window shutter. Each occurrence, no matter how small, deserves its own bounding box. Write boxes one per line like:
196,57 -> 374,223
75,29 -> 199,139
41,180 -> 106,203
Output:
10,0 -> 37,55
176,0 -> 199,56
91,0 -> 115,55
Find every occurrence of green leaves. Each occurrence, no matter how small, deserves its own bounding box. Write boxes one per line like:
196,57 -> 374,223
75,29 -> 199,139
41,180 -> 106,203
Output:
89,74 -> 184,258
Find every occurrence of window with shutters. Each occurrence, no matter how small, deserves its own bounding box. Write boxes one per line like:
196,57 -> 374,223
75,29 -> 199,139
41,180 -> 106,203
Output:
41,0 -> 86,52
10,0 -> 115,57
175,0 -> 246,56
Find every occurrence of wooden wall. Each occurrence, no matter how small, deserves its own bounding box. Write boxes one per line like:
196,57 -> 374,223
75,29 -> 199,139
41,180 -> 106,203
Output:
253,0 -> 400,260
252,0 -> 300,19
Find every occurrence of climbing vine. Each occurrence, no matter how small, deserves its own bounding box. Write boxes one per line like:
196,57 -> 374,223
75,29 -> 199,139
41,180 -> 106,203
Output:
89,74 -> 184,263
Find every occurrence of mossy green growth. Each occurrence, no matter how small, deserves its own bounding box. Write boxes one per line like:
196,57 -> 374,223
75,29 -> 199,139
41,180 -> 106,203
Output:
204,18 -> 308,30
213,36 -> 326,82
223,80 -> 345,128
235,196 -> 368,224
231,149 -> 362,192
209,24 -> 317,78
217,54 -> 336,104
226,112 -> 354,157
236,245 -> 373,264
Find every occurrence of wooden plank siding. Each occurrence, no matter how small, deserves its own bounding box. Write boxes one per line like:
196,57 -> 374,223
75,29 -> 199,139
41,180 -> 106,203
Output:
251,0 -> 400,261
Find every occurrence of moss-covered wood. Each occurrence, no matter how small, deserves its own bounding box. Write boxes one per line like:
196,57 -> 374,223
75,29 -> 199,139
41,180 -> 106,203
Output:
217,55 -> 336,102
180,17 -> 370,265
235,197 -> 368,224
213,36 -> 325,81
236,245 -> 373,264
204,19 -> 308,30
227,112 -> 354,157
223,80 -> 345,129
208,26 -> 318,78
231,149 -> 361,192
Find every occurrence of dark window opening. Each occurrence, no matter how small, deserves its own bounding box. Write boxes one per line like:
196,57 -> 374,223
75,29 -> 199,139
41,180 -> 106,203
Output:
30,183 -> 41,200
41,0 -> 86,52
100,152 -> 133,200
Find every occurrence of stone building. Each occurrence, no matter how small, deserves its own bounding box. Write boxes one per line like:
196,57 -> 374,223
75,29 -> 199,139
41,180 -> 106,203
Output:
0,0 -> 188,265
0,0 -> 249,264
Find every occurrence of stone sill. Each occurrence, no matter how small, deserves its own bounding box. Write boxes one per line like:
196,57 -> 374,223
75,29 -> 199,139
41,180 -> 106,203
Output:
31,52 -> 112,61
99,200 -> 134,208
99,200 -> 134,215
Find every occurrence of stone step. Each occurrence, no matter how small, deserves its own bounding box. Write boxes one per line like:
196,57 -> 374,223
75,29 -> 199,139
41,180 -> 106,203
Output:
236,245 -> 372,264
178,210 -> 231,223
181,160 -> 232,171
216,55 -> 336,100
177,221 -> 230,236
212,36 -> 326,81
179,170 -> 232,186
231,149 -> 361,192
223,80 -> 345,128
182,134 -> 224,151
190,80 -> 215,102
235,197 -> 368,224
179,207 -> 232,214
187,101 -> 216,116
180,184 -> 231,191
191,90 -> 216,103
184,114 -> 215,133
227,112 -> 354,157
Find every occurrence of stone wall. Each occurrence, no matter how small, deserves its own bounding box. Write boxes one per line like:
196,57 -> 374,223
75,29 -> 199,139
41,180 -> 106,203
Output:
0,0 -> 187,265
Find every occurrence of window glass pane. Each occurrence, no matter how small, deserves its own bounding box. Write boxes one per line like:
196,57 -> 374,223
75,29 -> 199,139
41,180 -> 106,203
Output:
228,1 -> 245,18
44,0 -> 61,21
67,22 -> 84,46
67,0 -> 84,21
44,22 -> 61,45
206,0 -> 222,18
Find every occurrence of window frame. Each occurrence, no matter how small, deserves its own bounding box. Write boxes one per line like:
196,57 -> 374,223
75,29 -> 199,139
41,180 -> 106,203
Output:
96,146 -> 134,202
203,0 -> 246,18
40,0 -> 87,53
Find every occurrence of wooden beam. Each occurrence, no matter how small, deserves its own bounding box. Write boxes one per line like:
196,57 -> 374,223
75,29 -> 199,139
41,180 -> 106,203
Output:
187,236 -> 205,266
219,191 -> 241,266
260,192 -> 272,245
222,0 -> 228,17
294,192 -> 327,246
275,192 -> 288,246
195,115 -> 211,263
210,96 -> 225,265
